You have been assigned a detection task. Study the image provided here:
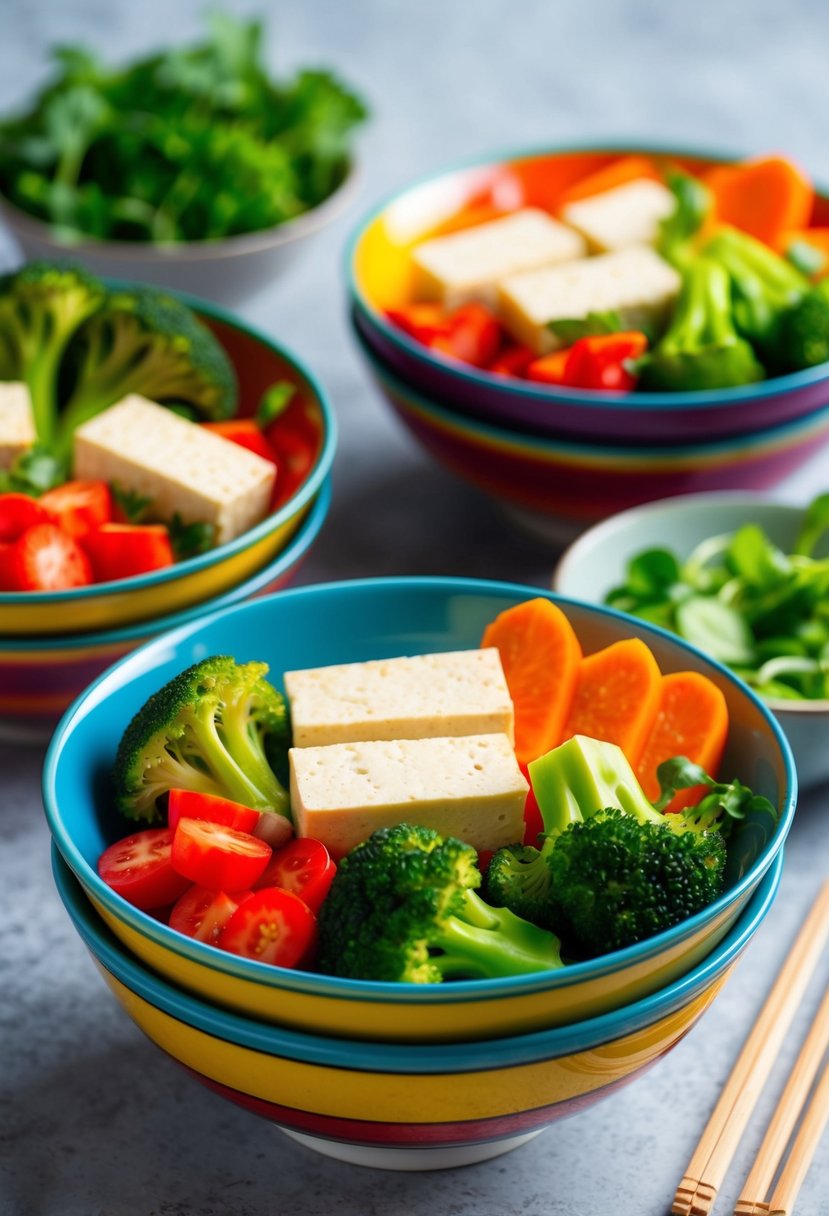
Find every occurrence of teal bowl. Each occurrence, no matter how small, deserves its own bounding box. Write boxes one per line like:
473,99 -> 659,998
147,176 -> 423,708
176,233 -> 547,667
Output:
347,140 -> 829,443
52,844 -> 783,1170
553,491 -> 829,789
0,478 -> 330,743
43,577 -> 796,1044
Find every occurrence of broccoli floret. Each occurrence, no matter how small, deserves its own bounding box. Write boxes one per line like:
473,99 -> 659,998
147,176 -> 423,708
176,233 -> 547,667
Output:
637,257 -> 765,391
483,837 -> 557,928
316,822 -> 563,983
778,279 -> 829,370
0,261 -> 105,449
544,807 -> 727,957
59,285 -> 237,446
114,655 -> 289,824
703,227 -> 808,358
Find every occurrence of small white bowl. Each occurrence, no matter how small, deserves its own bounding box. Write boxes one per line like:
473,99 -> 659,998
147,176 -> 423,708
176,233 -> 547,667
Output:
0,164 -> 358,306
553,492 -> 829,790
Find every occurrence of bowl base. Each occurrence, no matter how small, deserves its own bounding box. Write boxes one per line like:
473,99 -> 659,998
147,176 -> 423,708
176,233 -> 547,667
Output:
278,1126 -> 547,1171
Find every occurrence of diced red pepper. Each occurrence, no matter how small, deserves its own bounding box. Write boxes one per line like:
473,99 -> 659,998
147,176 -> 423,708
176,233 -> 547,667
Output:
386,304 -> 454,345
202,420 -> 279,466
429,303 -> 502,368
83,523 -> 174,583
527,349 -> 572,385
488,344 -> 535,378
564,331 -> 648,391
40,480 -> 112,540
265,397 -> 323,507
0,493 -> 49,543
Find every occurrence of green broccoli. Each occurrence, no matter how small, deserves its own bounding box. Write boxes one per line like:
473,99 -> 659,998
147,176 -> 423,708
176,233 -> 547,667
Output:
316,822 -> 563,983
544,806 -> 727,957
0,261 -> 105,449
59,285 -> 237,446
777,278 -> 829,371
637,257 -> 765,391
114,655 -> 289,824
703,227 -> 808,358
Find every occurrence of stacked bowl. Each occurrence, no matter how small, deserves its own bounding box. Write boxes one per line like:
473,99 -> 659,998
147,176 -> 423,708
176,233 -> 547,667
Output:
1,295 -> 336,741
347,144 -> 829,538
44,578 -> 796,1168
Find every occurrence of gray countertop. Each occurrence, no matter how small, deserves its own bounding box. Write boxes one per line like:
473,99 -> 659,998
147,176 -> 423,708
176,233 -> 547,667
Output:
2,1 -> 829,1212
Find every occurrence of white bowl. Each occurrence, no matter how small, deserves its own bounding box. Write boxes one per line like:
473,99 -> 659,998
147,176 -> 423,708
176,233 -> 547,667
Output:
553,492 -> 829,790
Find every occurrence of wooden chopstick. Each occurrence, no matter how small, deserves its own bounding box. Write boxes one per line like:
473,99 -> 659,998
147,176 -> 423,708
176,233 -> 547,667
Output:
734,984 -> 829,1215
671,880 -> 829,1216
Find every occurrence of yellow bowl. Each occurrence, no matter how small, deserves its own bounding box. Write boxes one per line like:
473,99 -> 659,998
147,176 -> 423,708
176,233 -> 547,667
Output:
43,578 -> 796,1044
0,296 -> 336,637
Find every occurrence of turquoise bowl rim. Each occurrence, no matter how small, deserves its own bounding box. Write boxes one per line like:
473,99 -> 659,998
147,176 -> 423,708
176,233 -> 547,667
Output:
354,311 -> 829,458
52,843 -> 783,1071
345,138 -> 829,412
0,290 -> 338,608
42,575 -> 798,1006
1,477 -> 331,653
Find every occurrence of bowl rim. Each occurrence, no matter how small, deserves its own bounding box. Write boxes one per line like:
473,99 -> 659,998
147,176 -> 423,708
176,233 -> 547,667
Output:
0,477 -> 331,652
345,138 -> 829,412
552,489 -> 829,716
42,576 -> 798,1005
0,293 -> 338,608
52,842 -> 783,1069
354,314 -> 829,458
0,158 -> 358,262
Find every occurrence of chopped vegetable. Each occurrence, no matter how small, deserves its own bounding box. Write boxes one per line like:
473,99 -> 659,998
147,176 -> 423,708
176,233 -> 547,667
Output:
777,278 -> 829,371
168,885 -> 252,945
0,492 -> 49,542
218,887 -> 318,967
0,521 -> 92,590
254,837 -> 336,913
97,827 -> 191,911
704,156 -> 814,250
316,822 -> 562,983
557,155 -> 661,204
40,478 -> 111,539
202,419 -> 278,465
82,523 -> 174,582
113,655 -> 290,823
635,672 -> 729,806
481,597 -> 582,765
528,331 -> 648,391
171,818 -> 272,890
167,789 -> 262,836
560,638 -> 662,766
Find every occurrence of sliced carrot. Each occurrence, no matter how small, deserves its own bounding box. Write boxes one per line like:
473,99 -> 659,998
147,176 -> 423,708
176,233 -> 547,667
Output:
481,598 -> 582,766
705,156 -> 814,249
636,671 -> 729,810
557,155 -> 662,205
560,638 -> 662,767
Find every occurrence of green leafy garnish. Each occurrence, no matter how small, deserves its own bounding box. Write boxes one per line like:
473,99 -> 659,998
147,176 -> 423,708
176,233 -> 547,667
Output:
257,380 -> 297,426
657,170 -> 713,269
654,756 -> 778,827
547,310 -> 623,344
786,239 -> 827,279
110,482 -> 152,524
168,513 -> 216,560
0,445 -> 66,495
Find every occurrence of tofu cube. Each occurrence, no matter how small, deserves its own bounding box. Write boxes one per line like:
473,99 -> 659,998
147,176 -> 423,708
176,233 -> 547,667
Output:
498,247 -> 681,354
285,648 -> 514,748
0,382 -> 35,470
561,179 -> 677,252
73,396 -> 276,544
411,208 -> 586,309
289,733 -> 528,857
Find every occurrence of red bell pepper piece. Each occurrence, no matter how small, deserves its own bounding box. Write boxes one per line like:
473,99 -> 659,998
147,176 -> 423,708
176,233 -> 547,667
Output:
564,331 -> 648,390
202,420 -> 279,466
429,303 -> 502,368
488,344 -> 535,378
527,349 -> 572,385
386,304 -> 453,344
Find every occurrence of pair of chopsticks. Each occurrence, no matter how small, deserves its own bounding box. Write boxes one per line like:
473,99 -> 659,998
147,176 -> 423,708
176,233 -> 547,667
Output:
672,880 -> 829,1216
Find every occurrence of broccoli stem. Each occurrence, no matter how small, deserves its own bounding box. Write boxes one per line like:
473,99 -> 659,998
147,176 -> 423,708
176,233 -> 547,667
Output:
189,702 -> 286,811
432,890 -> 562,979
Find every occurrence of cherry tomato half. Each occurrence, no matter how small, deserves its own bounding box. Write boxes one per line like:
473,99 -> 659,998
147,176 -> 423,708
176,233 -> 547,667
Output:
218,887 -> 317,968
254,837 -> 336,913
167,789 -> 261,836
171,819 -> 272,890
168,885 -> 253,945
0,493 -> 49,543
98,828 -> 191,911
40,480 -> 112,540
2,523 -> 93,590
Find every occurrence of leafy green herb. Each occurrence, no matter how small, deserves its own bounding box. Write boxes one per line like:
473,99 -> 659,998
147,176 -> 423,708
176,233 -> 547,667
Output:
0,445 -> 66,495
654,756 -> 778,827
257,380 -> 297,426
0,14 -> 368,244
657,170 -> 712,269
168,513 -> 216,560
110,482 -> 152,524
547,310 -> 623,344
793,492 -> 829,557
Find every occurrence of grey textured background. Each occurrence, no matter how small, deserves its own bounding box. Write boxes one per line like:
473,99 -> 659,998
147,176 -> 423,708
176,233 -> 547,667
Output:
2,2 -> 829,1213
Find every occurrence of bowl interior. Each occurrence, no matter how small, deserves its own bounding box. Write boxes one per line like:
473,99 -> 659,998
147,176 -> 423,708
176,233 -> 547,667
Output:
44,578 -> 795,1003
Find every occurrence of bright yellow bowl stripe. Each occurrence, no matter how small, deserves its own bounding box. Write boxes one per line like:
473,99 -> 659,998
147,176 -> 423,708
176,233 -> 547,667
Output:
100,969 -> 726,1122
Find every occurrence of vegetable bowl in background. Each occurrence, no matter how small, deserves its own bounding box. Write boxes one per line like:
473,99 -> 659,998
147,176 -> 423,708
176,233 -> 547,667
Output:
0,266 -> 336,635
0,14 -> 367,304
348,142 -> 829,444
554,492 -> 829,788
43,577 -> 796,1044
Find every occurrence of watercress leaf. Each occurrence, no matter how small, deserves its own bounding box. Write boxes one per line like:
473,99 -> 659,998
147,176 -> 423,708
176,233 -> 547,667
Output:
624,547 -> 681,596
168,513 -> 216,560
675,595 -> 755,664
654,756 -> 714,811
727,523 -> 791,588
793,492 -> 829,558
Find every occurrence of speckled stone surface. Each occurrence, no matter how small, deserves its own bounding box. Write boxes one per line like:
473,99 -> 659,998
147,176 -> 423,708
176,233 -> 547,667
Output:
2,1 -> 829,1213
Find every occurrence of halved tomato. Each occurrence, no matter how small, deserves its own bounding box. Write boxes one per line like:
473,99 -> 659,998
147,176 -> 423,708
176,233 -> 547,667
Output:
171,818 -> 271,890
218,887 -> 317,967
167,789 -> 261,836
168,885 -> 253,945
0,493 -> 49,543
40,480 -> 112,539
2,523 -> 93,590
83,523 -> 174,583
98,828 -> 191,911
254,837 -> 336,913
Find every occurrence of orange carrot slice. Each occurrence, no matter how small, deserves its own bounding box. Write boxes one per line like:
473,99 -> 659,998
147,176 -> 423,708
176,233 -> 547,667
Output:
636,671 -> 729,810
705,156 -> 814,249
481,598 -> 582,766
560,638 -> 662,767
557,155 -> 662,205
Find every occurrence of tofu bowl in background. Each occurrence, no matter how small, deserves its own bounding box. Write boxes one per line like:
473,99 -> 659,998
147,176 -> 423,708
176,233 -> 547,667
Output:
42,577 -> 796,1046
0,478 -> 331,744
51,843 -> 782,1170
353,317 -> 829,541
553,492 -> 829,790
0,285 -> 337,637
347,142 -> 829,444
